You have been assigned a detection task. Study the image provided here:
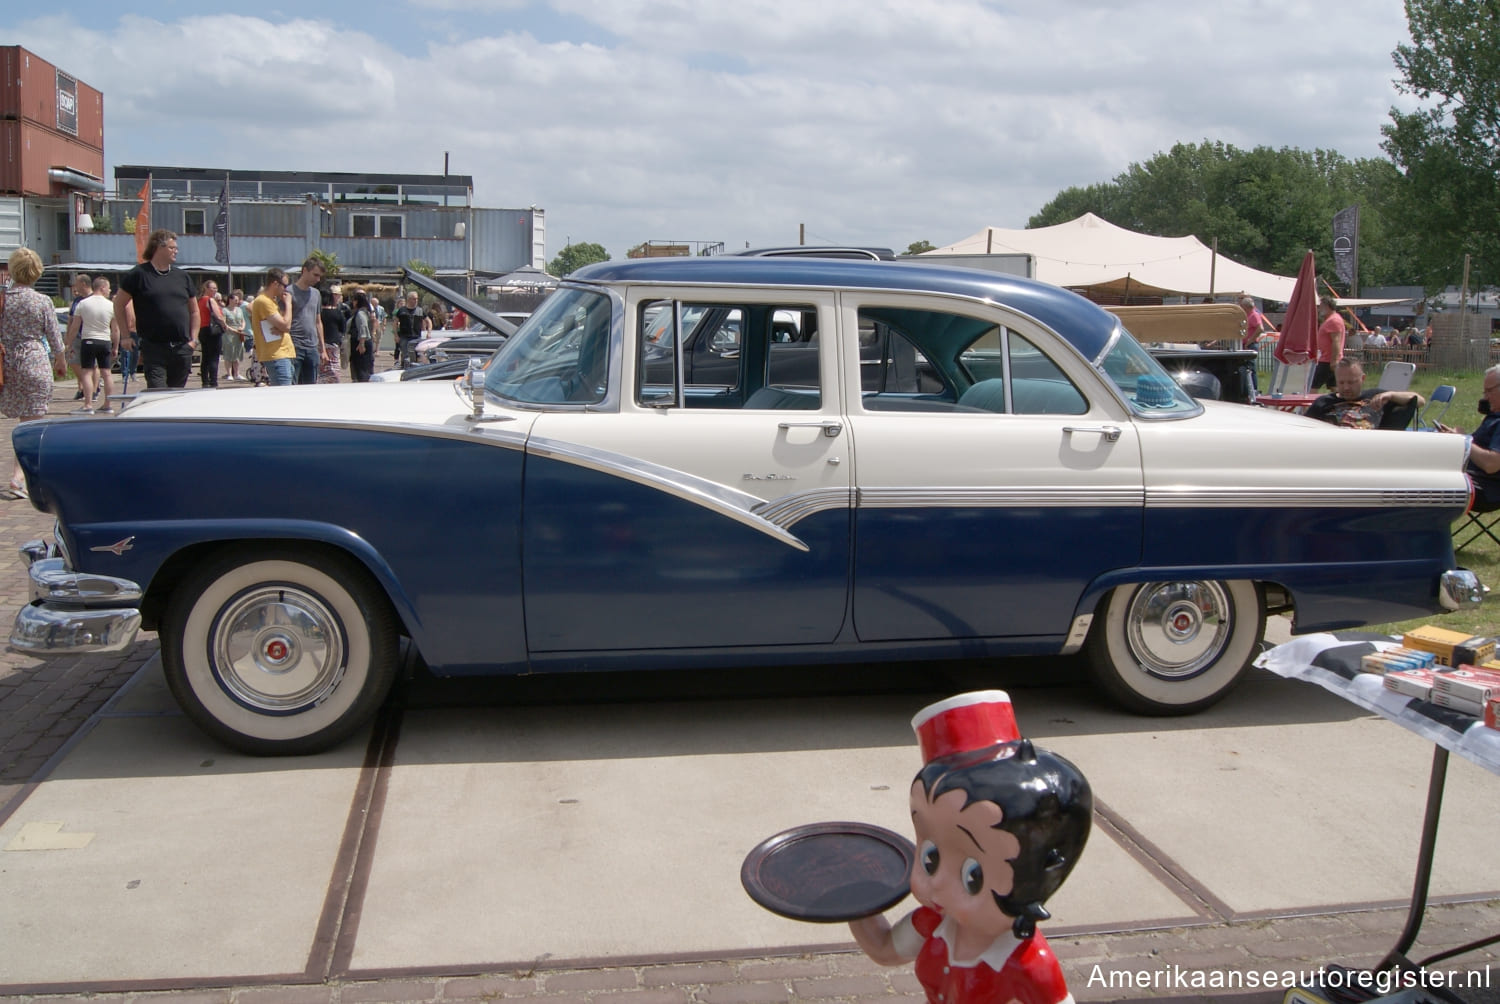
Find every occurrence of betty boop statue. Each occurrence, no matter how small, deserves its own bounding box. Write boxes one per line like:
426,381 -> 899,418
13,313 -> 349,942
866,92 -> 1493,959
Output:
850,691 -> 1092,1004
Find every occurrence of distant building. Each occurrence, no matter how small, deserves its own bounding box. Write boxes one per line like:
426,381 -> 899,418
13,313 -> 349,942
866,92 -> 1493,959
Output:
63,165 -> 544,297
0,46 -> 106,285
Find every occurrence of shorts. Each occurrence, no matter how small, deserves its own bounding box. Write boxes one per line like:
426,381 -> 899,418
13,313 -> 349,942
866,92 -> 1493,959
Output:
80,340 -> 113,370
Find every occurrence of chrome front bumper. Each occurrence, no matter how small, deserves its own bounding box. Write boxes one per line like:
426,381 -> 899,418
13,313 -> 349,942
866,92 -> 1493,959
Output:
1440,569 -> 1486,611
9,543 -> 142,655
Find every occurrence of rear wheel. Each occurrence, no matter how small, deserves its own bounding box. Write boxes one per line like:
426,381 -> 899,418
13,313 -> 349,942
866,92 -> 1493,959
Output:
161,546 -> 399,755
1085,579 -> 1263,714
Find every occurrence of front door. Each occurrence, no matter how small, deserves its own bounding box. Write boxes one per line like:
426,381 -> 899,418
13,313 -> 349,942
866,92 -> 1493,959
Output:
522,290 -> 852,653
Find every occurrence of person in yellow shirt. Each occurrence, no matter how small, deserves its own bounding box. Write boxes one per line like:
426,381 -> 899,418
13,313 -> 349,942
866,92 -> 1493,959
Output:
251,268 -> 296,386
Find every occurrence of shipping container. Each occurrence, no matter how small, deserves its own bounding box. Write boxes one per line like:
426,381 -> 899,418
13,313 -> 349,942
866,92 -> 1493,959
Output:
0,47 -> 104,150
0,119 -> 106,197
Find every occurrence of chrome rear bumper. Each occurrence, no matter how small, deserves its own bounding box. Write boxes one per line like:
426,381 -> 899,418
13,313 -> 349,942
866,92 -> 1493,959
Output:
1439,569 -> 1486,611
9,544 -> 142,655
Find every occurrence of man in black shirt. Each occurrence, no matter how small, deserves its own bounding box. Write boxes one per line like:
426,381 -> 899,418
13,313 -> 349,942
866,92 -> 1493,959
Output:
114,230 -> 198,389
1305,358 -> 1424,429
394,291 -> 423,369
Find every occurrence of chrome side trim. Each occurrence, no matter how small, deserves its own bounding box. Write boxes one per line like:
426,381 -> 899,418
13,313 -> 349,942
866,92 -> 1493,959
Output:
116,415 -> 533,451
1060,613 -> 1094,655
1146,487 -> 1471,508
754,488 -> 856,529
858,487 -> 1145,508
525,435 -> 810,552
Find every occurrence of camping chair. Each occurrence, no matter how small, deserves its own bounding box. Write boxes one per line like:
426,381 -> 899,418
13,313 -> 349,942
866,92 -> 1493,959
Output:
1454,499 -> 1500,553
1415,385 -> 1456,430
1269,360 -> 1312,396
1377,361 -> 1417,391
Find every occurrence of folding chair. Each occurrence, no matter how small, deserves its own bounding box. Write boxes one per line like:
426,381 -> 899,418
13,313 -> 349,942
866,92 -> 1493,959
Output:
1269,360 -> 1312,396
1415,385 -> 1456,430
1454,501 -> 1500,553
1377,361 -> 1416,391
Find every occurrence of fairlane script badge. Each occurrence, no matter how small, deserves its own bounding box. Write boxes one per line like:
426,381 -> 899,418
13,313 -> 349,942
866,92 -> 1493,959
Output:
90,536 -> 136,556
743,474 -> 795,481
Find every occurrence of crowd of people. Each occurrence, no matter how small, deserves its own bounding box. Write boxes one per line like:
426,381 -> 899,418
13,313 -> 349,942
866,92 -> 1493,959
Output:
0,230 -> 476,399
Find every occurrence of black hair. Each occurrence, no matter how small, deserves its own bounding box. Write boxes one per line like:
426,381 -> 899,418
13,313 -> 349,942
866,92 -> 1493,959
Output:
915,739 -> 1092,939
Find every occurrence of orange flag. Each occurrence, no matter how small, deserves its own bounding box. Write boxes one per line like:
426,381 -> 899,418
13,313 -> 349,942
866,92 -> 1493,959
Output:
132,178 -> 151,262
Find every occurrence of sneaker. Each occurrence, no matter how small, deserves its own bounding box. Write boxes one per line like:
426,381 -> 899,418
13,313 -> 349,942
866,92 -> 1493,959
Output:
73,405 -> 94,414
73,389 -> 85,400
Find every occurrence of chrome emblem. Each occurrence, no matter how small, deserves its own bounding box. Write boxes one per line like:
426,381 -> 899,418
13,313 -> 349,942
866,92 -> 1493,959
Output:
742,473 -> 795,481
90,536 -> 136,556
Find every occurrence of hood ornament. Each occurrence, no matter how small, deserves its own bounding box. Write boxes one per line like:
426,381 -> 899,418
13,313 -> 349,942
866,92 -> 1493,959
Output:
90,536 -> 136,556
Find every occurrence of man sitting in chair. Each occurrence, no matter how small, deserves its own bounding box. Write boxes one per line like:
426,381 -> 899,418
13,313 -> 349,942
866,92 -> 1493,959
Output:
1436,365 -> 1500,507
1305,358 -> 1425,430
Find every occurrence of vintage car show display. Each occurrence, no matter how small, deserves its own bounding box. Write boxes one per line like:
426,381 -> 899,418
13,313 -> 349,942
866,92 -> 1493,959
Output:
7,257 -> 1484,754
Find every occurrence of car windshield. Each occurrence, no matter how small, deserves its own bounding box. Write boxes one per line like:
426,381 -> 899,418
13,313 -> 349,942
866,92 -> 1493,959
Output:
485,287 -> 613,405
1096,328 -> 1200,416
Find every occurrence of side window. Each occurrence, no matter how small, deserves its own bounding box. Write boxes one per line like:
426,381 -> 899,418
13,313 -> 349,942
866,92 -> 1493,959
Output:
1005,332 -> 1088,415
637,300 -> 820,410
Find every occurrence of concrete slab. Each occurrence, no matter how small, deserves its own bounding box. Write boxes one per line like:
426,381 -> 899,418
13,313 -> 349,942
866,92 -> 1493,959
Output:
350,699 -> 1199,972
0,691 -> 367,985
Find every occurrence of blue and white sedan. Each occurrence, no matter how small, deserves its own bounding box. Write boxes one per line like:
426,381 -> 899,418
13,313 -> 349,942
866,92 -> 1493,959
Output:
9,258 -> 1482,753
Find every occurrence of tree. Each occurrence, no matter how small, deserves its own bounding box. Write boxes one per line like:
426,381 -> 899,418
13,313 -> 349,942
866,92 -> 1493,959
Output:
906,240 -> 936,255
1029,141 -> 1408,292
548,242 -> 609,277
1381,0 -> 1500,289
404,258 -> 435,277
308,248 -> 341,279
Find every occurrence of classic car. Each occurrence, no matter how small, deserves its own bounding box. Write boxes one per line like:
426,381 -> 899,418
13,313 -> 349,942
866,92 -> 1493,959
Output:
368,268 -> 517,382
8,257 -> 1483,756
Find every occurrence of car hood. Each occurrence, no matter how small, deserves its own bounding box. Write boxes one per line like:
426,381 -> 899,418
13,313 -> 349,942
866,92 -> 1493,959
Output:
113,382 -> 539,436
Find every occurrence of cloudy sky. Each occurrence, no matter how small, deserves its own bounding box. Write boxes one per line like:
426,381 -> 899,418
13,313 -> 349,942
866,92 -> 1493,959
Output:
15,0 -> 1418,261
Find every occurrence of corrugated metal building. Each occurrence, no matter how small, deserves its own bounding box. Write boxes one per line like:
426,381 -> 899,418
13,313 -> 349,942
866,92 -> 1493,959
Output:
66,166 -> 545,296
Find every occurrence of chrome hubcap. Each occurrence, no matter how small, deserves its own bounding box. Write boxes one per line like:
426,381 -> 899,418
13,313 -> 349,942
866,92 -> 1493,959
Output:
1124,581 -> 1232,680
212,586 -> 345,712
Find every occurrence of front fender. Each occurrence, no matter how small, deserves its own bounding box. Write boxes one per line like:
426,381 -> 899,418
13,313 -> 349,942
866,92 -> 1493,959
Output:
68,519 -> 424,646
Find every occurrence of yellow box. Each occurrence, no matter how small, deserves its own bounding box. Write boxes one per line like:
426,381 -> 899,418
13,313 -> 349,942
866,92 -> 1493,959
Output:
1401,626 -> 1496,667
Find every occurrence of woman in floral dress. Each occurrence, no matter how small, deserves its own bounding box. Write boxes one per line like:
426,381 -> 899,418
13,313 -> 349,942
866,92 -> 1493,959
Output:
2,248 -> 68,497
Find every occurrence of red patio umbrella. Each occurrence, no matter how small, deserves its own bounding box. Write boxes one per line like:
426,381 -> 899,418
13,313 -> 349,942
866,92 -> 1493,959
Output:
1274,250 -> 1317,367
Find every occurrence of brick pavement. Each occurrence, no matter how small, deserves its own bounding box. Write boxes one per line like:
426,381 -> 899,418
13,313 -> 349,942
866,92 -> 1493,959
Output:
0,374 -> 1497,1003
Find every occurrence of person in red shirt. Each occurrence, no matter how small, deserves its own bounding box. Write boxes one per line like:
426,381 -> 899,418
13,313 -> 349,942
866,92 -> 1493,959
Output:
1312,295 -> 1346,390
1239,296 -> 1271,349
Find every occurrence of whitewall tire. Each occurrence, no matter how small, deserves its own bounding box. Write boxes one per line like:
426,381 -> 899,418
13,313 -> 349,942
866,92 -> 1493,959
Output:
1085,579 -> 1263,714
161,547 -> 399,755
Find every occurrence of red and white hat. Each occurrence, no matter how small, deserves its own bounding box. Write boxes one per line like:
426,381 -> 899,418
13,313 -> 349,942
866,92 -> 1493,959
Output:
911,690 -> 1020,763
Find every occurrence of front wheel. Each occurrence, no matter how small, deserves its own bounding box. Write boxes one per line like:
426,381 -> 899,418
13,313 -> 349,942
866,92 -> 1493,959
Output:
1085,579 -> 1263,715
161,547 -> 400,755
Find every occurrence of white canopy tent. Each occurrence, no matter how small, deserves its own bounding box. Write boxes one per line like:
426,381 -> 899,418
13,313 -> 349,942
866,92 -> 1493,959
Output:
926,213 -> 1299,303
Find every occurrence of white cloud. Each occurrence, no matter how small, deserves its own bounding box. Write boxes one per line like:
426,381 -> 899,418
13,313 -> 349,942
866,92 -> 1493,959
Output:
15,0 -> 1419,259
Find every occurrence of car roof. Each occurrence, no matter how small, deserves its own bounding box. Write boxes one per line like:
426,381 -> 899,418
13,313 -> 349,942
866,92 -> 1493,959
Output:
569,257 -> 1119,360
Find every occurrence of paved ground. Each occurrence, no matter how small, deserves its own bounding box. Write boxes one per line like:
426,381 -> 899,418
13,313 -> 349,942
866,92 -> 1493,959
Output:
0,374 -> 1496,1003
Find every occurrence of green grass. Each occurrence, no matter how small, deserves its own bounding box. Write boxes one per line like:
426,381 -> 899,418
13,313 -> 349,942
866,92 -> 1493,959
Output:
1366,369 -> 1497,637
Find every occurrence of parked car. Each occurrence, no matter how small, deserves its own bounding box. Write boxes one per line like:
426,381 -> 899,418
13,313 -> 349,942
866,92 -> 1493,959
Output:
368,269 -> 516,382
8,257 -> 1482,755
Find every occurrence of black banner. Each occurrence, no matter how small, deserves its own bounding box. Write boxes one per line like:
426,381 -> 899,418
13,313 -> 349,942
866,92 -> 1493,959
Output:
1332,205 -> 1359,289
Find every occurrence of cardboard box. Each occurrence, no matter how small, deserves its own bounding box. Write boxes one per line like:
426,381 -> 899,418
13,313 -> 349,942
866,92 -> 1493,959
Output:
1401,626 -> 1496,667
1485,699 -> 1498,730
1384,667 -> 1438,700
1431,689 -> 1485,716
1360,648 -> 1437,673
1431,666 -> 1500,704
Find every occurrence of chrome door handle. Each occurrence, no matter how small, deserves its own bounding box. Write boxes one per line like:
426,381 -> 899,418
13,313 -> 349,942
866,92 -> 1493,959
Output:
1062,425 -> 1122,443
778,421 -> 843,438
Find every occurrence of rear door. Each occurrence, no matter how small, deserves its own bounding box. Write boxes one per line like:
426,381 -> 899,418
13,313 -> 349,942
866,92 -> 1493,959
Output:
844,292 -> 1145,642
